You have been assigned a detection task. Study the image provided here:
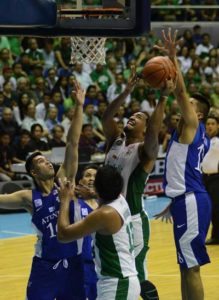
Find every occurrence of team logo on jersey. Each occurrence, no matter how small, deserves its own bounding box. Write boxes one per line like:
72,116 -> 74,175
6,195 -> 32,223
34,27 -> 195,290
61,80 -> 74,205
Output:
81,208 -> 89,217
49,206 -> 55,213
53,189 -> 58,195
34,198 -> 42,208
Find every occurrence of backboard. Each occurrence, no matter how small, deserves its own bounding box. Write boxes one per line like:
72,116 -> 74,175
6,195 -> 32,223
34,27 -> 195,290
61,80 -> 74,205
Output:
0,0 -> 150,37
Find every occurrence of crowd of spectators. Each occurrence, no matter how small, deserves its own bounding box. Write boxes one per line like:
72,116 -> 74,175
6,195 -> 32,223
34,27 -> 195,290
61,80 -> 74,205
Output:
0,23 -> 219,181
151,0 -> 219,22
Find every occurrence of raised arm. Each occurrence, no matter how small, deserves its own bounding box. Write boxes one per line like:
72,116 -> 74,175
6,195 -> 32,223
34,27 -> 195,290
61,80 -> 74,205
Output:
155,29 -> 198,131
139,82 -> 173,173
57,81 -> 85,182
102,69 -> 138,144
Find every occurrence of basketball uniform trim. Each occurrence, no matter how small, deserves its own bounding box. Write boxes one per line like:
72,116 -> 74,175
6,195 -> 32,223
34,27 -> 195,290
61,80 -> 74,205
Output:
171,192 -> 211,269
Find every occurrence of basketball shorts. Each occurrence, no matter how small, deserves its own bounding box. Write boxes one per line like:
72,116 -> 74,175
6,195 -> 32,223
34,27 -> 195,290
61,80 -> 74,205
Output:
97,276 -> 140,300
84,261 -> 98,300
26,255 -> 86,300
170,192 -> 211,269
132,210 -> 150,282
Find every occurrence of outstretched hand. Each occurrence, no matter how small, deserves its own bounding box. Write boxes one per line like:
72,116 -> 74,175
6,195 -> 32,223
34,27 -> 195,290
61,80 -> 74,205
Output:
75,184 -> 95,200
126,66 -> 139,93
56,178 -> 74,202
153,204 -> 172,223
154,28 -> 180,59
72,80 -> 86,106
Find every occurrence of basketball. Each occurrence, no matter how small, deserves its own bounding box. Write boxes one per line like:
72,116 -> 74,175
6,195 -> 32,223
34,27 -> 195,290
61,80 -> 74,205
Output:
141,56 -> 176,88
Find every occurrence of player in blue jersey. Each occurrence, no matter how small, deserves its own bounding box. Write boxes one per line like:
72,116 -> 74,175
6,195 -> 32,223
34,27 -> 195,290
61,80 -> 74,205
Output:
0,81 -> 86,300
155,29 -> 211,300
76,165 -> 99,300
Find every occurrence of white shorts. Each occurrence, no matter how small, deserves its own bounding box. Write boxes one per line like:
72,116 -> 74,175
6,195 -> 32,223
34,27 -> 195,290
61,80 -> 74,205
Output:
97,276 -> 140,300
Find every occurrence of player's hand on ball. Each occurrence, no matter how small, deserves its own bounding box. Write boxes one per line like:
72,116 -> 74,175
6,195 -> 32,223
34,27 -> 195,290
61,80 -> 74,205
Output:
161,77 -> 177,96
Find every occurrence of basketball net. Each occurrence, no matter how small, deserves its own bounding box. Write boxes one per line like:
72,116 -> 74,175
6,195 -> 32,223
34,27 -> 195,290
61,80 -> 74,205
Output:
70,36 -> 106,65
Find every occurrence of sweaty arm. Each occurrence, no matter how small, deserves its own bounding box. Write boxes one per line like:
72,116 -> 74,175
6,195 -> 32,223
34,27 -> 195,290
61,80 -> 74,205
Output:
0,190 -> 32,213
140,94 -> 167,173
57,81 -> 85,182
155,29 -> 198,144
58,200 -> 121,243
57,179 -> 121,242
102,70 -> 138,145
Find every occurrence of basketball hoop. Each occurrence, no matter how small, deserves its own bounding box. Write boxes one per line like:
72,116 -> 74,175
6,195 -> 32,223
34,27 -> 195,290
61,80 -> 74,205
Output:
67,8 -> 123,65
71,36 -> 106,65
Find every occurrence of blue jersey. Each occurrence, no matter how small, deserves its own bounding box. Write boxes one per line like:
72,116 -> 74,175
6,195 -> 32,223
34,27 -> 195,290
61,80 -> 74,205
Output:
164,122 -> 210,198
79,199 -> 94,262
32,187 -> 82,260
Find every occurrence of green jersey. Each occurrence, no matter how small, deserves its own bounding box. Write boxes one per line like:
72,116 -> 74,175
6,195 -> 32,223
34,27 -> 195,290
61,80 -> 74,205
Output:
94,195 -> 137,279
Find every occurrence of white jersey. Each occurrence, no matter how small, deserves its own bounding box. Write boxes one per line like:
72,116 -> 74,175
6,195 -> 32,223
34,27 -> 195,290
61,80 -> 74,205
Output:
105,134 -> 140,197
93,195 -> 137,279
201,136 -> 219,174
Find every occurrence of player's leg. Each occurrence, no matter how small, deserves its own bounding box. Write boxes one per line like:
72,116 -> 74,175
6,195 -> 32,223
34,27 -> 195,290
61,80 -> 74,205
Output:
132,211 -> 159,300
180,268 -> 189,300
183,266 -> 204,300
58,255 -> 86,300
171,192 -> 211,300
26,257 -> 58,300
84,262 -> 98,300
97,276 -> 140,300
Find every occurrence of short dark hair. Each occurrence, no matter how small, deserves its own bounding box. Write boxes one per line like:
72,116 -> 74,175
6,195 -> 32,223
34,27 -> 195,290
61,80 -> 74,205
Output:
82,123 -> 93,131
81,164 -> 99,178
94,165 -> 123,203
19,129 -> 31,138
31,123 -> 43,134
25,151 -> 42,175
206,114 -> 219,124
52,124 -> 64,134
191,93 -> 210,121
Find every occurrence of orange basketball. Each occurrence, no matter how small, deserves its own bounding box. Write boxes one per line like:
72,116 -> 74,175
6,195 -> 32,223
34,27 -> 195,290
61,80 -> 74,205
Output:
141,56 -> 176,88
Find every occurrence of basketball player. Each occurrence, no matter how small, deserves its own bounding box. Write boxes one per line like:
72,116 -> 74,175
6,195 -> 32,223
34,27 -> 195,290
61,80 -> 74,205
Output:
57,165 -> 140,300
0,81 -> 86,300
156,29 -> 211,300
76,165 -> 99,300
102,69 -> 175,300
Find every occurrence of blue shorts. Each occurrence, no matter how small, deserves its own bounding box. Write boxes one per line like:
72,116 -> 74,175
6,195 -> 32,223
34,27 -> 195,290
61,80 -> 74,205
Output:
170,192 -> 211,269
26,255 -> 86,300
84,261 -> 98,300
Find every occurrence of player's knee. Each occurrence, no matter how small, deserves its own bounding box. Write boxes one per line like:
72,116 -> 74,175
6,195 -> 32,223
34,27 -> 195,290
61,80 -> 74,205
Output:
140,280 -> 159,300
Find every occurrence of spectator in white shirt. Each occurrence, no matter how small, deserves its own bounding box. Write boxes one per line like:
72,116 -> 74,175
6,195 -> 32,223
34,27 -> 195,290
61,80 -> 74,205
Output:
73,63 -> 93,90
195,33 -> 214,58
202,115 -> 219,245
36,91 -> 55,120
21,103 -> 48,138
61,107 -> 75,142
107,73 -> 130,106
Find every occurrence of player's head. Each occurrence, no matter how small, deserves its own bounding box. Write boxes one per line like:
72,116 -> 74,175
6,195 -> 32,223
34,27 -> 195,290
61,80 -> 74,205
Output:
190,93 -> 210,122
205,115 -> 219,138
124,111 -> 149,137
94,165 -> 123,204
25,151 -> 55,181
79,164 -> 98,188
